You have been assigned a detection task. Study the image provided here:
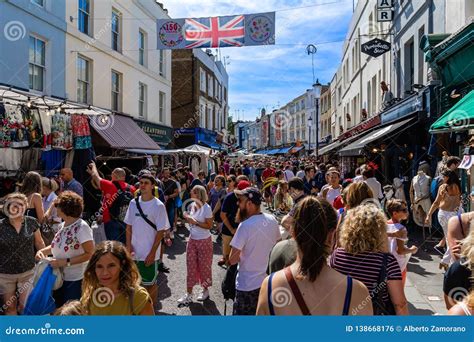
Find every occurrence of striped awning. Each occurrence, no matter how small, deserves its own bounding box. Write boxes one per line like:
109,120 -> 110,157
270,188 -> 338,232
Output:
90,114 -> 160,150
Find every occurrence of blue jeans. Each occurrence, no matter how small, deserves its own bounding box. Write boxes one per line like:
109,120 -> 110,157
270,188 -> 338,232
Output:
53,279 -> 82,308
105,219 -> 126,244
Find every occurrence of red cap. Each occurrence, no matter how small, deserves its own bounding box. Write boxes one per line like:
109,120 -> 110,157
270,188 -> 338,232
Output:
237,180 -> 251,190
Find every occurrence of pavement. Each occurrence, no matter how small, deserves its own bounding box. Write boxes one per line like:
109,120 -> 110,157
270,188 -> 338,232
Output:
154,211 -> 449,316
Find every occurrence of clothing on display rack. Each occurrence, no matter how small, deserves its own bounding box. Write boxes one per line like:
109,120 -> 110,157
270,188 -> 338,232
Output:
0,148 -> 22,171
41,150 -> 66,177
2,104 -> 29,148
51,113 -> 73,150
20,148 -> 42,172
72,148 -> 96,184
64,150 -> 75,169
22,107 -> 43,147
71,115 -> 92,150
411,171 -> 432,227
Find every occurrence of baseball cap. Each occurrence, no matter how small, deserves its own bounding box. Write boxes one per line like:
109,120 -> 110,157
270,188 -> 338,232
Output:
236,180 -> 251,190
234,187 -> 262,205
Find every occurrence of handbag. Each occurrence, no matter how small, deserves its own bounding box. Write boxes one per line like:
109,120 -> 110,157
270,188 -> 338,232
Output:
371,253 -> 396,315
221,263 -> 238,315
32,258 -> 63,291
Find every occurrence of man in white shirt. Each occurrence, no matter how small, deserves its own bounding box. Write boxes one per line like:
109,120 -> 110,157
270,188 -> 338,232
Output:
229,187 -> 280,315
283,164 -> 295,182
125,174 -> 170,305
363,168 -> 384,200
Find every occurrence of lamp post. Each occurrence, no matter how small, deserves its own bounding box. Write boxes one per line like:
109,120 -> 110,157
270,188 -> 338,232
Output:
308,115 -> 313,157
313,79 -> 322,160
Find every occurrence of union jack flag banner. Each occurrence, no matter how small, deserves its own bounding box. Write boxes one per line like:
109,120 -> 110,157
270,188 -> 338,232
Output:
157,12 -> 275,50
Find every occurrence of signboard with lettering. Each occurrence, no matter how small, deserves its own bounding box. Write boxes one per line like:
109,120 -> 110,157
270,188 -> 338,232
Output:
377,0 -> 392,8
134,120 -> 173,146
377,9 -> 393,22
361,38 -> 391,58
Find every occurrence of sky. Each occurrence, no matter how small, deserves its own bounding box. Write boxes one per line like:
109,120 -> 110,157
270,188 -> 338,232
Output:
164,0 -> 354,121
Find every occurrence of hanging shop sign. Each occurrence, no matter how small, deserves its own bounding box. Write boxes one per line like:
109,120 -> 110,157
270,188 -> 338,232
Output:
377,0 -> 393,22
157,12 -> 275,49
134,120 -> 173,147
361,38 -> 391,58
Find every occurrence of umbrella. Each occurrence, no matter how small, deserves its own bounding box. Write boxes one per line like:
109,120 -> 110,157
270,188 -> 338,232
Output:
23,264 -> 57,315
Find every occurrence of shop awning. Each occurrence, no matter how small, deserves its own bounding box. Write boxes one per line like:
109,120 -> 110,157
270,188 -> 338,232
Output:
266,149 -> 279,155
318,140 -> 342,155
277,146 -> 293,154
290,146 -> 304,153
90,114 -> 160,150
430,90 -> 474,133
339,117 -> 417,157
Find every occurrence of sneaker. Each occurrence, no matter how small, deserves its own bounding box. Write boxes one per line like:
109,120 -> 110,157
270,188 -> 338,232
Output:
177,293 -> 193,305
197,289 -> 209,301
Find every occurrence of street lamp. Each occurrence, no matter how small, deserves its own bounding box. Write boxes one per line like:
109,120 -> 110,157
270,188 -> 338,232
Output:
313,79 -> 322,160
308,115 -> 313,157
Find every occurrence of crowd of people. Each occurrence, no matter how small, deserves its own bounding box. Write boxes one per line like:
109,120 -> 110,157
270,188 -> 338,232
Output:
0,153 -> 473,317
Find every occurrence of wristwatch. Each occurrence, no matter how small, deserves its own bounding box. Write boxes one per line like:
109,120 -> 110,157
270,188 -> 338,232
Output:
66,258 -> 71,267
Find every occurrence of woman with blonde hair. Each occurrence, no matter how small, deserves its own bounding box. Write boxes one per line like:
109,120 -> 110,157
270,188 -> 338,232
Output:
443,222 -> 474,309
273,180 -> 293,213
20,171 -> 44,223
81,240 -> 154,315
330,204 -> 408,315
178,185 -> 214,304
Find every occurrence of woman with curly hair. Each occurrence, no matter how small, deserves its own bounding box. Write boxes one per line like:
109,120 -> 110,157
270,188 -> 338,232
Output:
330,204 -> 408,315
273,180 -> 293,213
258,197 -> 372,315
81,240 -> 154,315
36,191 -> 94,308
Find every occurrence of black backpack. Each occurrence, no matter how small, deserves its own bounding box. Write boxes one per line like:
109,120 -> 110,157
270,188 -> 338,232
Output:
371,253 -> 396,315
109,181 -> 133,222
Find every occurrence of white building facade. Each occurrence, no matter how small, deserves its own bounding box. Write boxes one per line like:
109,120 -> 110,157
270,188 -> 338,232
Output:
64,0 -> 172,126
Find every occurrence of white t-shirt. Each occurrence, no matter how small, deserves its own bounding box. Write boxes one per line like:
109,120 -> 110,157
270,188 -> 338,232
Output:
231,213 -> 280,291
324,186 -> 342,206
51,219 -> 93,281
284,169 -> 295,181
188,203 -> 213,240
124,197 -> 170,261
387,222 -> 410,271
365,177 -> 383,199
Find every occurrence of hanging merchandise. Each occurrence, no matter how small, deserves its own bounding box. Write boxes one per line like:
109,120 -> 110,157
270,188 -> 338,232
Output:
41,150 -> 66,177
22,107 -> 44,147
51,113 -> 73,150
71,114 -> 92,150
20,148 -> 42,172
72,148 -> 96,184
0,148 -> 22,171
3,104 -> 29,148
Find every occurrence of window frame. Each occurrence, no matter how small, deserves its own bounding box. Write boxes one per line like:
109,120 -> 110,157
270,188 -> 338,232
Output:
138,82 -> 147,118
29,36 -> 46,92
78,0 -> 90,35
77,55 -> 91,104
111,70 -> 122,112
111,9 -> 122,52
138,29 -> 146,66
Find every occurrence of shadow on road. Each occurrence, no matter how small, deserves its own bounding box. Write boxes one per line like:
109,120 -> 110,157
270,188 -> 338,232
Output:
408,302 -> 435,315
188,300 -> 222,316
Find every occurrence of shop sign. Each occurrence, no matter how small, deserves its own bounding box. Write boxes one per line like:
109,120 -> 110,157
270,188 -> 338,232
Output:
377,0 -> 393,22
361,38 -> 391,57
135,120 -> 173,145
339,115 -> 381,141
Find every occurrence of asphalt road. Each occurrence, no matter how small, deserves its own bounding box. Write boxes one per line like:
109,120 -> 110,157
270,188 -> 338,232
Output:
155,224 -> 230,316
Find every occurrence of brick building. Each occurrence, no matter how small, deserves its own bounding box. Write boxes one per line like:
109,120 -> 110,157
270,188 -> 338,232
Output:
171,49 -> 229,149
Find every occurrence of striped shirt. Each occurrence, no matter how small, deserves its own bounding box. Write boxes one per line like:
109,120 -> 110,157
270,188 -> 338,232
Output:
330,248 -> 402,301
